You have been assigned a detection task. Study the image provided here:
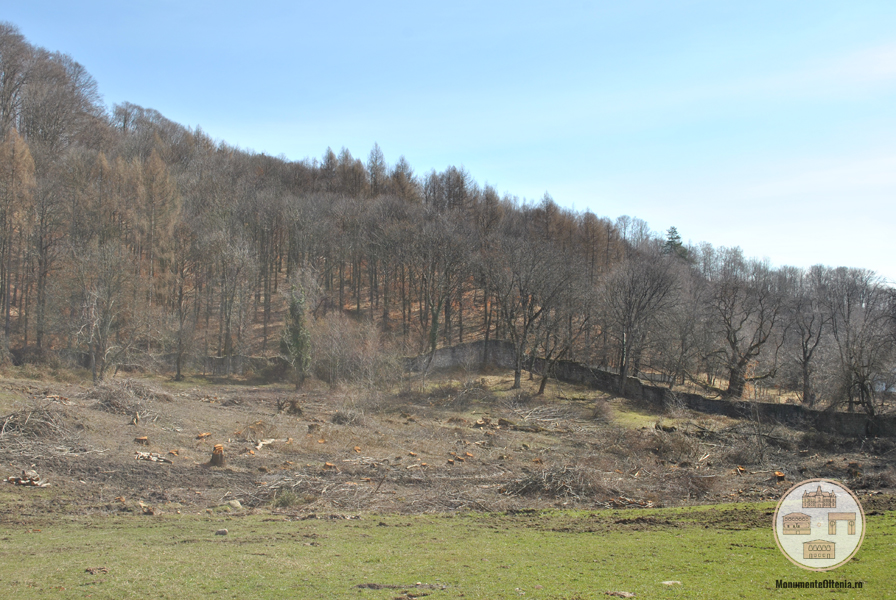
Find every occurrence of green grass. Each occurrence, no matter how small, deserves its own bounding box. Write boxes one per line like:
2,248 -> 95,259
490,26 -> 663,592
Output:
1,503 -> 892,599
611,404 -> 666,430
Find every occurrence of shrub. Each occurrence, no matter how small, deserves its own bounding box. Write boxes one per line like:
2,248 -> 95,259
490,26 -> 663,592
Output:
651,430 -> 699,463
271,490 -> 302,508
590,399 -> 614,422
331,409 -> 365,426
311,314 -> 401,388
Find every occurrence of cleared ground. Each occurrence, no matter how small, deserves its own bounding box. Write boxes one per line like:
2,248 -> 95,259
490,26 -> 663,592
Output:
1,368 -> 894,598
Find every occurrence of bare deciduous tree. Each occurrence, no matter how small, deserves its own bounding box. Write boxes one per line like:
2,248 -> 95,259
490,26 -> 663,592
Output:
782,266 -> 829,405
822,267 -> 894,415
488,212 -> 571,389
704,249 -> 786,398
599,248 -> 677,394
69,241 -> 144,381
0,23 -> 31,136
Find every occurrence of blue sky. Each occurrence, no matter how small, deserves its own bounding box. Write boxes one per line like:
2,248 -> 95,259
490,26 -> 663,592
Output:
6,1 -> 896,281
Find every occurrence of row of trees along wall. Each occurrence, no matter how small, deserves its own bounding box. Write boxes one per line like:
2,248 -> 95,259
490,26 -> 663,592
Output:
0,22 -> 894,419
413,340 -> 896,438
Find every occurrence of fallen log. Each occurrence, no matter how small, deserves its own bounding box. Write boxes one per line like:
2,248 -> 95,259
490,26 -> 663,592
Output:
255,438 -> 291,450
135,451 -> 173,464
6,469 -> 50,487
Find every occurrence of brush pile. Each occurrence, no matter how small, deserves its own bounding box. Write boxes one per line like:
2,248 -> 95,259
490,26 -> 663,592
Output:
0,404 -> 76,439
82,379 -> 172,415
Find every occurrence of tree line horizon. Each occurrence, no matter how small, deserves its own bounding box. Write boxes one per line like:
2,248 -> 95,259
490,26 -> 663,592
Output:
0,22 -> 893,417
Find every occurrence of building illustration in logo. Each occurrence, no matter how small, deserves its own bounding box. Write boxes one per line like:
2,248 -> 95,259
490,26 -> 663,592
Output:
782,512 -> 811,535
773,479 -> 865,571
802,485 -> 836,508
803,540 -> 835,560
827,512 -> 857,535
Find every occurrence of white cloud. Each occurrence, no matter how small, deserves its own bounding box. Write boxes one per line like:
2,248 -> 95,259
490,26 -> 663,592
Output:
739,154 -> 896,200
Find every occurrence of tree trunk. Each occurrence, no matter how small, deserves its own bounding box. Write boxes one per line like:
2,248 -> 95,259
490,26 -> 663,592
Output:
537,372 -> 549,395
482,291 -> 492,369
727,365 -> 747,398
801,361 -> 812,405
175,345 -> 184,381
617,333 -> 629,396
512,341 -> 523,389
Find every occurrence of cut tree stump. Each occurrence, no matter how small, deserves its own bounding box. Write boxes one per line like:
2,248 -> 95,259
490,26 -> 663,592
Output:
209,444 -> 225,467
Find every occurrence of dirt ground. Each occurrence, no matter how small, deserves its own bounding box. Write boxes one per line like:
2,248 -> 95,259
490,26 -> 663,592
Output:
1,369 -> 894,525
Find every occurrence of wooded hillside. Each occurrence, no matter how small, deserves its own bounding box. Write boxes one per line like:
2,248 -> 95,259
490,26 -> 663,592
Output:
0,23 -> 893,416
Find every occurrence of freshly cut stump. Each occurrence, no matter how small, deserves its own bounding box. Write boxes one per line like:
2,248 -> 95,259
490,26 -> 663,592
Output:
210,443 -> 225,467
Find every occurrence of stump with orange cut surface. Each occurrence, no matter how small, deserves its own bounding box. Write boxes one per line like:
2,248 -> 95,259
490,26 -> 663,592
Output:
209,443 -> 225,467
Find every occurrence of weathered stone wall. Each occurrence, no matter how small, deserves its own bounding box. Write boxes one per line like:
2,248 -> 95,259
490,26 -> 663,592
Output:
198,355 -> 288,377
408,340 -> 896,438
636,382 -> 893,437
157,354 -> 288,377
405,340 -> 517,372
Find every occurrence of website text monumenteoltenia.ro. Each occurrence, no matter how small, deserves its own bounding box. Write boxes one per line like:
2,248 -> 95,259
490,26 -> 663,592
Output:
776,580 -> 863,590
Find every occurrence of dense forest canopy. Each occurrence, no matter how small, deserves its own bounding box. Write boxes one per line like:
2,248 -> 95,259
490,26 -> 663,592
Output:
0,22 -> 893,416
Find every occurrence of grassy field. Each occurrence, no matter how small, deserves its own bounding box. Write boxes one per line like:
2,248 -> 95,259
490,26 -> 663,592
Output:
1,501 -> 892,599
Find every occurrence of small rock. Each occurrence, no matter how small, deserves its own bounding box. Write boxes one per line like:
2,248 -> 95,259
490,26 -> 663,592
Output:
215,529 -> 228,536
227,500 -> 242,509
661,581 -> 681,586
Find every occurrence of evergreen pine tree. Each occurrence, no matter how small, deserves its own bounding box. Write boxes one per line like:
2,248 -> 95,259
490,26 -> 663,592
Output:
663,226 -> 688,260
281,285 -> 311,389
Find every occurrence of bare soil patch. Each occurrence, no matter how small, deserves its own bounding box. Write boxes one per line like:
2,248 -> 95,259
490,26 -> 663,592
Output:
1,369 -> 893,531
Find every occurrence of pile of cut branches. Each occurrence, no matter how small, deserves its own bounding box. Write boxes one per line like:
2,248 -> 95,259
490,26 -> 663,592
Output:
503,465 -> 602,499
0,403 -> 77,439
82,379 -> 171,415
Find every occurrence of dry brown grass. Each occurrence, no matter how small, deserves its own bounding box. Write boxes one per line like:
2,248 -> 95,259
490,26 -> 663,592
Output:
0,368 -> 890,517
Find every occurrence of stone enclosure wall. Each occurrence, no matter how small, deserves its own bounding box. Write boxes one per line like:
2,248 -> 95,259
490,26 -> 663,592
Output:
410,340 -> 896,438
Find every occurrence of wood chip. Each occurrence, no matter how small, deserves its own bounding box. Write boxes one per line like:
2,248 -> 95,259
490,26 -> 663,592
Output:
135,451 -> 173,464
255,438 -> 288,450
